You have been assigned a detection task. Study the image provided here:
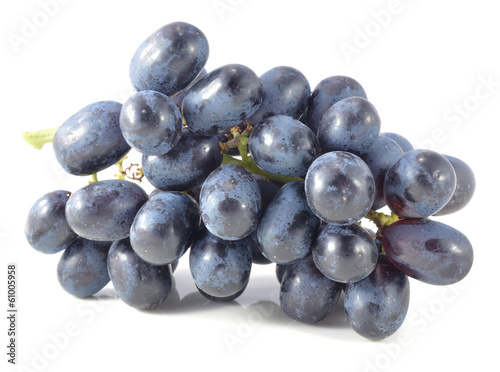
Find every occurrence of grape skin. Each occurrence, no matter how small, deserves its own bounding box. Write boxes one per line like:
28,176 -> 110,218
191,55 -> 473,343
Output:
380,132 -> 414,153
344,254 -> 410,340
65,180 -> 148,241
25,190 -> 77,254
130,192 -> 201,265
53,101 -> 130,176
57,238 -> 111,298
382,218 -> 474,285
129,22 -> 209,97
107,238 -> 172,309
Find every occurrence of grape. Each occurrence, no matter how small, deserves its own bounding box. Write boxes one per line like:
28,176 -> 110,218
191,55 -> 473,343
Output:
247,66 -> 310,126
130,192 -> 201,265
360,135 -> 404,210
182,64 -> 264,135
344,254 -> 410,340
317,96 -> 381,155
57,238 -> 111,298
199,164 -> 261,240
248,115 -> 319,177
170,68 -> 207,107
257,181 -> 319,264
305,151 -> 375,225
312,224 -> 378,283
197,283 -> 248,303
142,128 -> 223,191
280,254 -> 342,323
382,218 -> 473,285
107,238 -> 172,309
380,132 -> 414,153
65,180 -> 148,241
25,190 -> 77,254
119,90 -> 183,155
53,101 -> 130,175
189,229 -> 252,300
306,75 -> 367,133
434,155 -> 476,216
129,22 -> 209,96
384,149 -> 457,218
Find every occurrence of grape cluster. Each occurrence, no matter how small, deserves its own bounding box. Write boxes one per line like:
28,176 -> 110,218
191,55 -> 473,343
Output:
24,21 -> 475,340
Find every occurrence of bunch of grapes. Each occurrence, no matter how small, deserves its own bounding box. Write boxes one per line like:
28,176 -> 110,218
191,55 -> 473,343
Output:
24,22 -> 475,340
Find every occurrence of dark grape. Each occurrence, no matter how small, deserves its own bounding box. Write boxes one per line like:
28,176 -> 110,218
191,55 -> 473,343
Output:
305,151 -> 375,225
312,224 -> 378,283
189,229 -> 252,299
119,90 -> 183,155
182,64 -> 263,135
107,238 -> 172,309
280,255 -> 342,323
382,218 -> 473,285
130,192 -> 201,265
434,155 -> 476,216
257,181 -> 319,264
25,190 -> 77,254
248,115 -> 319,177
360,135 -> 403,210
247,66 -> 310,126
65,180 -> 148,241
57,238 -> 111,298
344,254 -> 410,340
199,164 -> 261,240
170,68 -> 207,107
306,75 -> 367,133
317,96 -> 381,155
53,101 -> 130,175
384,149 -> 457,218
129,22 -> 209,96
197,283 -> 248,302
380,132 -> 414,153
142,128 -> 223,191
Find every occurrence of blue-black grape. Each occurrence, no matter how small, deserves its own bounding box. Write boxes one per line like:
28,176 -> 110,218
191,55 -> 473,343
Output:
384,149 -> 457,218
382,218 -> 473,285
248,115 -> 319,177
306,75 -> 367,133
189,229 -> 252,299
170,68 -> 207,107
360,135 -> 403,210
305,151 -> 375,225
57,237 -> 111,298
130,192 -> 201,265
25,190 -> 77,254
280,254 -> 342,323
344,254 -> 410,340
197,283 -> 248,303
129,22 -> 209,96
312,224 -> 378,283
199,164 -> 261,240
182,64 -> 263,135
65,180 -> 148,241
317,96 -> 381,155
257,181 -> 319,264
107,238 -> 172,309
247,66 -> 310,126
434,155 -> 476,216
119,90 -> 183,155
380,132 -> 414,153
53,101 -> 130,175
142,128 -> 223,191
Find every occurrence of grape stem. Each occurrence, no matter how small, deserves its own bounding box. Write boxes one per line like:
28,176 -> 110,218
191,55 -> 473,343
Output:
22,127 -> 58,150
363,210 -> 399,230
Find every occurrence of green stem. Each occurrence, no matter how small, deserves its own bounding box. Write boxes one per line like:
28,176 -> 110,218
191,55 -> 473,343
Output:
22,127 -> 59,150
363,210 -> 399,230
91,173 -> 98,183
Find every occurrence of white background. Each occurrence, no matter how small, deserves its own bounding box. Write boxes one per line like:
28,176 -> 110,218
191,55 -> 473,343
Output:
1,0 -> 498,371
